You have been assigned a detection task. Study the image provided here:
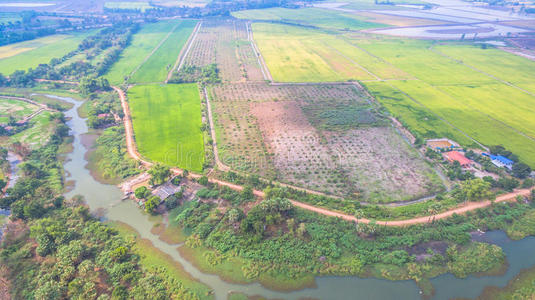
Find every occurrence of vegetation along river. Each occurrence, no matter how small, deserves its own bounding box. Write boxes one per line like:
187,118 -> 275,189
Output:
57,94 -> 535,299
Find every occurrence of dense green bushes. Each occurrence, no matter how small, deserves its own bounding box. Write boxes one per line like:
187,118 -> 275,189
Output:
89,125 -> 140,182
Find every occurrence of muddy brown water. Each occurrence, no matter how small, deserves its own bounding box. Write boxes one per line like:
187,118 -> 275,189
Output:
55,94 -> 535,299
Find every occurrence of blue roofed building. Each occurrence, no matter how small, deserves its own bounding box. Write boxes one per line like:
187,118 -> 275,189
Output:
482,153 -> 515,170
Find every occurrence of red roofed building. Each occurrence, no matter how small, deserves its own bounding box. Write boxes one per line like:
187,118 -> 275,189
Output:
444,151 -> 472,167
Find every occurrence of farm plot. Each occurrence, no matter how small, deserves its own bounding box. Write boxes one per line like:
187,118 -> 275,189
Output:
0,32 -> 93,75
252,23 -> 407,82
0,98 -> 39,123
364,81 -> 477,148
210,83 -> 365,177
325,127 -> 441,202
0,111 -> 56,149
211,82 -> 440,201
129,20 -> 197,83
232,7 -> 384,31
175,19 -> 263,82
128,84 -> 204,171
350,38 -> 535,166
433,43 -> 535,93
105,20 -> 181,84
251,101 -> 342,193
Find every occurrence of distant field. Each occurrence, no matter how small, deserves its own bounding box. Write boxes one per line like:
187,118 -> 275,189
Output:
105,20 -> 182,84
336,0 -> 428,10
232,7 -> 385,30
252,23 -> 406,82
0,32 -> 93,75
128,84 -> 204,171
251,23 -> 535,166
130,20 -> 197,84
104,1 -> 154,11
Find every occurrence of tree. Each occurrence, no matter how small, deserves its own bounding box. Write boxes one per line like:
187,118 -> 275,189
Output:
296,222 -> 306,238
198,175 -> 208,185
145,195 -> 160,214
512,163 -> 531,179
226,208 -> 243,224
135,186 -> 148,199
354,209 -> 364,224
241,185 -> 254,202
148,163 -> 170,186
453,178 -> 493,202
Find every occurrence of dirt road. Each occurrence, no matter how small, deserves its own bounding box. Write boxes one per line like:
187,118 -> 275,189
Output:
291,189 -> 532,226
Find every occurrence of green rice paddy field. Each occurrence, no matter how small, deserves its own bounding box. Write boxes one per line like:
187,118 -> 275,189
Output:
252,23 -> 535,166
232,7 -> 384,31
128,84 -> 204,171
0,31 -> 95,75
129,19 -> 197,84
105,19 -> 196,84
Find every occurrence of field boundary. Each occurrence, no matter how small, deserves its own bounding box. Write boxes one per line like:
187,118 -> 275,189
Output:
127,21 -> 182,83
247,21 -> 273,82
166,21 -> 202,83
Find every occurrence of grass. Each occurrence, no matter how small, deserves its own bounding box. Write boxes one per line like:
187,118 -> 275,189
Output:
128,84 -> 204,171
0,111 -> 55,149
129,20 -> 197,84
0,97 -> 39,123
363,81 -> 477,147
0,31 -> 95,75
232,7 -> 385,31
105,20 -> 183,84
178,245 -> 316,291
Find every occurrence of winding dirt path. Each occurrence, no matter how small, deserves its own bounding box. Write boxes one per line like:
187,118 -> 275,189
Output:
114,84 -> 533,227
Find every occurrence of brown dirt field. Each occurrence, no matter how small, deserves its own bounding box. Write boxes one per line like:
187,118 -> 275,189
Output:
211,82 -> 439,200
178,19 -> 264,82
212,96 -> 273,176
251,101 -> 341,193
326,127 -> 440,202
209,83 -> 368,178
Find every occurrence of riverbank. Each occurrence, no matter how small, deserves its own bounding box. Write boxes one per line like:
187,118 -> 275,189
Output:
110,221 -> 215,299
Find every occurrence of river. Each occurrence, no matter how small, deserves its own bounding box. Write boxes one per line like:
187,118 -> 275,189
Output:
55,94 -> 535,299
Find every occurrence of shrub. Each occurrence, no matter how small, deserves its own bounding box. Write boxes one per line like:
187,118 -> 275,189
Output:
134,186 -> 148,199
